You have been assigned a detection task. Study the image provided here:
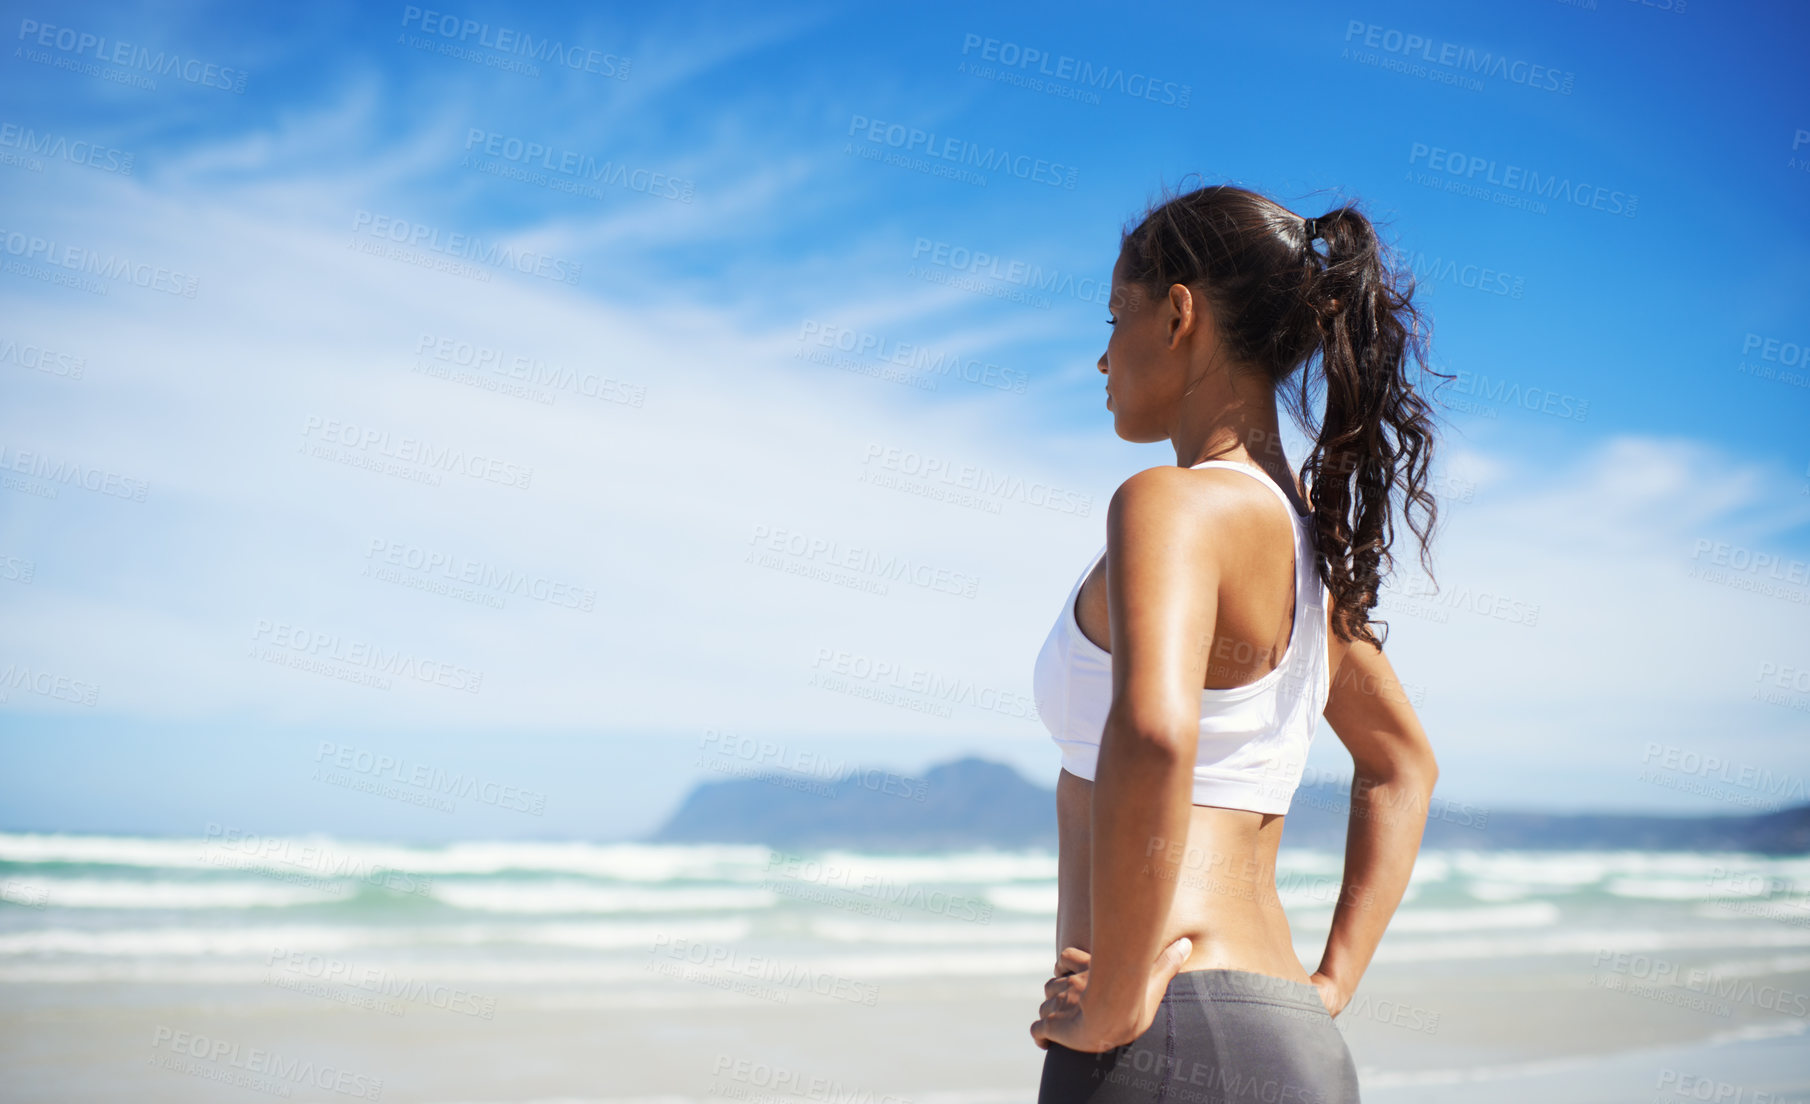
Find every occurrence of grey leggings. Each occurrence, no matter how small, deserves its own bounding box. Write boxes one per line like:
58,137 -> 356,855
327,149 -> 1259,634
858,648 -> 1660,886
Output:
1036,968 -> 1362,1104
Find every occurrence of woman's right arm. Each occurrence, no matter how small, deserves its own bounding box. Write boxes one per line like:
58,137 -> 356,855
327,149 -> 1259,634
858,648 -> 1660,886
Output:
1311,638 -> 1439,1015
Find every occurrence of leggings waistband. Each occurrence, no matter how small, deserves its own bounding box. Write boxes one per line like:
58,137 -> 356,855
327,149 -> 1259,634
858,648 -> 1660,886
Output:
1161,968 -> 1329,1015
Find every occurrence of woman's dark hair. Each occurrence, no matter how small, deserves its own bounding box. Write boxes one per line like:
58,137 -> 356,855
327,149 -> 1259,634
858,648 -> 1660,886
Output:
1117,179 -> 1449,648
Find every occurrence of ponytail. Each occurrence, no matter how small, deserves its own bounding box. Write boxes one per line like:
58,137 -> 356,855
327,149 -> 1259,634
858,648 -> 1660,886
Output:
1118,181 -> 1449,647
1293,205 -> 1445,647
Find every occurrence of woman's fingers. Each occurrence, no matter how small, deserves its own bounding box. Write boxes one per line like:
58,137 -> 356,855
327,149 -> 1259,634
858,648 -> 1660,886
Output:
1033,980 -> 1082,1050
1054,946 -> 1091,976
1036,938 -> 1192,1054
1035,948 -> 1100,1049
1308,971 -> 1345,1017
1044,970 -> 1087,999
1157,936 -> 1192,974
1141,935 -> 1194,1015
1039,983 -> 1081,1020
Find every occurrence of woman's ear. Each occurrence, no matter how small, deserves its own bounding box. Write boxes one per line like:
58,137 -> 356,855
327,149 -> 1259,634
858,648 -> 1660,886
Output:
1166,282 -> 1198,349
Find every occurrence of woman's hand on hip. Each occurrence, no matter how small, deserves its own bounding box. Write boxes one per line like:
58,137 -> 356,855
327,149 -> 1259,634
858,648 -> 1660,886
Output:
1029,937 -> 1193,1053
1309,970 -> 1350,1017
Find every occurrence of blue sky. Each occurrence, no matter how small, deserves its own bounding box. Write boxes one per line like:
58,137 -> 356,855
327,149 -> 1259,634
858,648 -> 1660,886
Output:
1,0 -> 1807,841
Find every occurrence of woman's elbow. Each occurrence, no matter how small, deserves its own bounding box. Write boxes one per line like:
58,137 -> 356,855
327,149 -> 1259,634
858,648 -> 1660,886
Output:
1400,746 -> 1439,799
1104,703 -> 1196,763
1354,733 -> 1438,794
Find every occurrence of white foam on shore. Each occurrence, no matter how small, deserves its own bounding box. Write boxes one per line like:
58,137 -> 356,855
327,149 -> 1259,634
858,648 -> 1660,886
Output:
808,918 -> 1049,944
0,918 -> 753,957
778,850 -> 1058,883
0,923 -> 383,957
983,885 -> 1056,914
0,877 -> 353,909
0,833 -> 777,881
1381,902 -> 1561,933
1444,851 -> 1760,887
429,882 -> 778,914
1701,1015 -> 1810,1044
1605,876 -> 1776,901
1462,880 -> 1535,902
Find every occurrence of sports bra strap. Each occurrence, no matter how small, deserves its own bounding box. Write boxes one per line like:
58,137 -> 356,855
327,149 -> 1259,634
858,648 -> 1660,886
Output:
1187,460 -> 1309,521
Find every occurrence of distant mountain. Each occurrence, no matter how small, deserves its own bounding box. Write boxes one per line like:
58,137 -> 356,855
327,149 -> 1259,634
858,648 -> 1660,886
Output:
649,757 -> 1810,855
648,756 -> 1056,850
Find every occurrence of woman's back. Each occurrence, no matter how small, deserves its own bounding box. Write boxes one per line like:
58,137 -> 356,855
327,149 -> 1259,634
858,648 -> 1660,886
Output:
1036,457 -> 1354,983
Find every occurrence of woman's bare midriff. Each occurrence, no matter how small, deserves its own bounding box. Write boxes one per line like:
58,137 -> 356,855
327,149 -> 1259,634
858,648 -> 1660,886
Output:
1055,769 -> 1312,984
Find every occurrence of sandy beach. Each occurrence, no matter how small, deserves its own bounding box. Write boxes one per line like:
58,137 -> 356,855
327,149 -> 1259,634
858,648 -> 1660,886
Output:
3,955 -> 1808,1103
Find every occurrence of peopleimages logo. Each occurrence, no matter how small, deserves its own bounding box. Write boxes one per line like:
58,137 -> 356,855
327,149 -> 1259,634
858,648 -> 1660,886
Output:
1689,539 -> 1809,584
859,442 -> 1093,517
748,522 -> 982,599
415,333 -> 646,407
1401,250 -> 1525,299
149,1025 -> 382,1100
0,122 -> 134,174
0,442 -> 148,500
399,6 -> 630,78
15,18 -> 249,93
1344,21 -> 1575,95
846,114 -> 1078,189
1741,332 -> 1810,370
0,336 -> 85,380
795,320 -> 1029,394
910,238 -> 1109,305
365,536 -> 595,611
0,228 -> 200,297
0,664 -> 99,707
1407,142 -> 1638,218
957,33 -> 1191,107
351,209 -> 582,285
250,618 -> 484,694
315,741 -> 547,815
461,128 -> 694,203
300,414 -> 534,490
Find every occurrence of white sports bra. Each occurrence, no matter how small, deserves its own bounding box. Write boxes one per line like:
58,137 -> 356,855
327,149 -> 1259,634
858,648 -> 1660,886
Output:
1031,460 -> 1332,814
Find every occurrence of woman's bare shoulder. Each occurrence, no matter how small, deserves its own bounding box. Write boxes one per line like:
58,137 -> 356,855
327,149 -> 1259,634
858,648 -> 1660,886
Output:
1108,464 -> 1284,536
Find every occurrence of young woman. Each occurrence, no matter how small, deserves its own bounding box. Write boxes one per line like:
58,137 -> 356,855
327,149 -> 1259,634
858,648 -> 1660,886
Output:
1028,182 -> 1445,1104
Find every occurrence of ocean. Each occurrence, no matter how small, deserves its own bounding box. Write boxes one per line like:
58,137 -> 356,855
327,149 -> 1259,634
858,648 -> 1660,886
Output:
1,832 -> 1807,1102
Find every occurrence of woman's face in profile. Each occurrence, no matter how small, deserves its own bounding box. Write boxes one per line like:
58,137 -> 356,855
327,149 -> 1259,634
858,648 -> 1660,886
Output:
1099,254 -> 1187,444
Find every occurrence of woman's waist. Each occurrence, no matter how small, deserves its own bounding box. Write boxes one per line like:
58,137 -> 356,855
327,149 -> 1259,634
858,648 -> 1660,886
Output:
1056,904 -> 1306,990
1056,878 -> 1296,953
1160,966 -> 1326,1015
